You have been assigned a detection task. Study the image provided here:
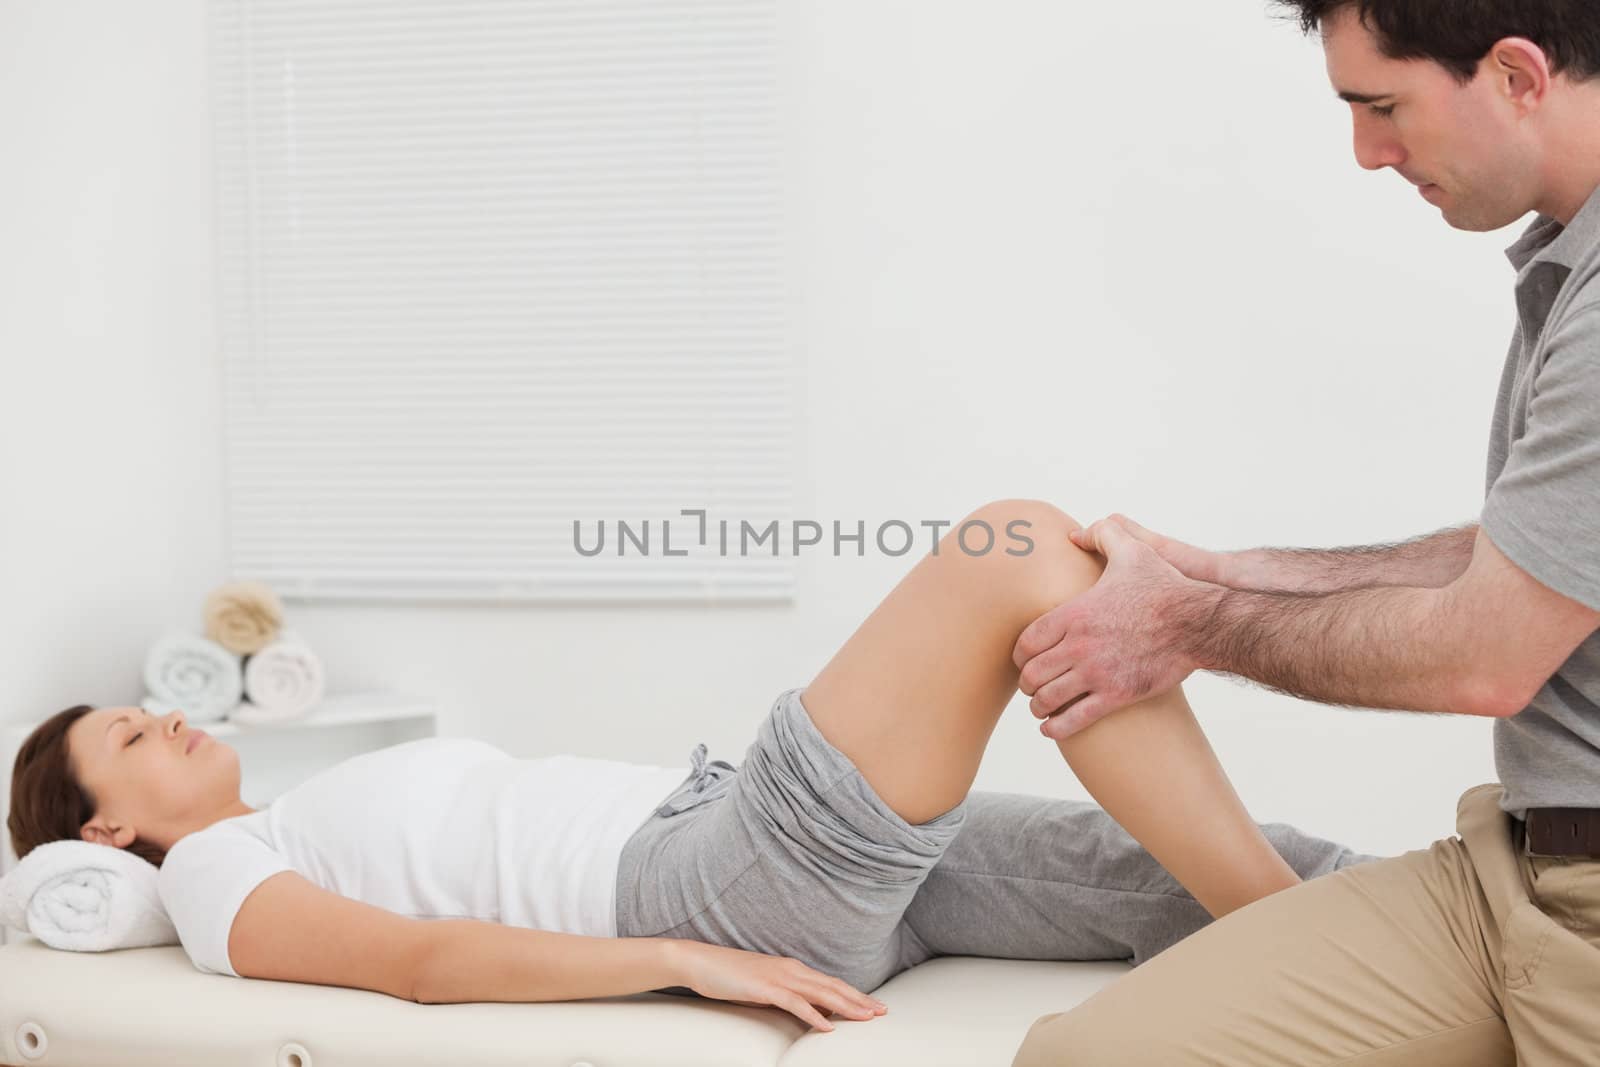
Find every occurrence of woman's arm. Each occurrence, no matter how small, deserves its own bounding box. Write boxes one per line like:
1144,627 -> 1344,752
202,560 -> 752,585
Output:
415,922 -> 885,1031
227,868 -> 882,1030
411,921 -> 679,1004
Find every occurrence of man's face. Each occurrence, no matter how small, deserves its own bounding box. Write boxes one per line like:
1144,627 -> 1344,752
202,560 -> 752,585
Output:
1322,7 -> 1540,231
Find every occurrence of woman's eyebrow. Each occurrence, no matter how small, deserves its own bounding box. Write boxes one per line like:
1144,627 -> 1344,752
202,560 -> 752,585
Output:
103,709 -> 149,740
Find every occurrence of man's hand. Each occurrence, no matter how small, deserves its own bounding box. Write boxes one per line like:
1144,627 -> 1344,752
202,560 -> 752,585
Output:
1068,513 -> 1229,585
1015,516 -> 1210,739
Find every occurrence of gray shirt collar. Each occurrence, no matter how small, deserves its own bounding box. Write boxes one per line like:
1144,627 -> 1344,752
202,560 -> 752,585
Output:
1504,180 -> 1600,275
1503,182 -> 1600,334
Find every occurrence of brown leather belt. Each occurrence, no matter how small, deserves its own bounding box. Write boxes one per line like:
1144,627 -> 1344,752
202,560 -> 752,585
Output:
1523,807 -> 1600,858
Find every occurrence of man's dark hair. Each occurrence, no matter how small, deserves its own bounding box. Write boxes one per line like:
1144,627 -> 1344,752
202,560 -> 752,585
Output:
1272,0 -> 1600,84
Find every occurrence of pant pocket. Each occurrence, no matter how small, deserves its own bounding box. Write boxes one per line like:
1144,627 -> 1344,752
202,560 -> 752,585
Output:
653,742 -> 739,817
1501,897 -> 1600,1063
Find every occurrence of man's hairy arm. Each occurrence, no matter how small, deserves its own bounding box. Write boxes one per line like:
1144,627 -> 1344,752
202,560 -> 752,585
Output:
1029,524 -> 1599,736
1175,522 -> 1599,719
1180,581 -> 1485,715
1217,522 -> 1479,595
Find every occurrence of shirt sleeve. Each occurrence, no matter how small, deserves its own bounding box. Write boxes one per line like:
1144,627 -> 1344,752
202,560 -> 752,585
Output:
157,822 -> 294,977
1482,303 -> 1600,612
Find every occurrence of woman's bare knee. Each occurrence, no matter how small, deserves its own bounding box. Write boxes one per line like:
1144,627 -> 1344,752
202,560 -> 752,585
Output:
943,498 -> 1105,631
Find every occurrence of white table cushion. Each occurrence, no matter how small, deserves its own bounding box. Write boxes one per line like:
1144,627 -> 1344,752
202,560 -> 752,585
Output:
781,956 -> 1131,1066
0,936 -> 1128,1066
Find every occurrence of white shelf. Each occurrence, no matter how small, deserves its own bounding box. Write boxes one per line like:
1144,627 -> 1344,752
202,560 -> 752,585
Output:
196,692 -> 437,737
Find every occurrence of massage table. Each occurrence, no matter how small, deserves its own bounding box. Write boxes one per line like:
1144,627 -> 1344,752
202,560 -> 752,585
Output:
0,934 -> 1126,1066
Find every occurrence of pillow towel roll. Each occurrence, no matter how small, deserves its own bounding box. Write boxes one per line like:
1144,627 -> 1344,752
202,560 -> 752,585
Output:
238,637 -> 325,725
142,634 -> 243,723
0,839 -> 176,952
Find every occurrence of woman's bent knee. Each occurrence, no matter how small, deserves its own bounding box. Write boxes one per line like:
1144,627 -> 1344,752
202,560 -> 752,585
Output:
947,498 -> 1104,627
959,498 -> 1080,547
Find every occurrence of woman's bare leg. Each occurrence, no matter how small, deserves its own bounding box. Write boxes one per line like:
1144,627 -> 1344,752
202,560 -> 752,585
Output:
800,497 -> 1299,918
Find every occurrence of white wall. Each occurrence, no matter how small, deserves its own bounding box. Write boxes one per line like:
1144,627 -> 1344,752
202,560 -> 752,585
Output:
0,2 -> 225,713
2,0 -> 1520,858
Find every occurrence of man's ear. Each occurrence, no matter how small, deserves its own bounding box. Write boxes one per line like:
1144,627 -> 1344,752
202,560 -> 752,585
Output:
1485,36 -> 1552,116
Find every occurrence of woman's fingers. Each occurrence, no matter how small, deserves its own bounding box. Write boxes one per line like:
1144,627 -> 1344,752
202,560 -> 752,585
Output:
832,976 -> 888,1014
777,959 -> 883,1017
734,956 -> 887,1031
799,977 -> 880,1020
676,943 -> 886,1030
791,962 -> 886,1016
773,989 -> 836,1032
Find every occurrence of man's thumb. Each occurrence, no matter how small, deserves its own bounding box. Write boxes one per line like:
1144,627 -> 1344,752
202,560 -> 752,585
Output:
1072,517 -> 1127,557
1095,518 -> 1132,552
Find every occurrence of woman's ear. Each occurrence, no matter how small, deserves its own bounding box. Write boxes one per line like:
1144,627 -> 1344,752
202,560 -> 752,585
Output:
79,815 -> 137,849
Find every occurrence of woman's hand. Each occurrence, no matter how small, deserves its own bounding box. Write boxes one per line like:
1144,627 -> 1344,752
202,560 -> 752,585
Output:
665,940 -> 888,1032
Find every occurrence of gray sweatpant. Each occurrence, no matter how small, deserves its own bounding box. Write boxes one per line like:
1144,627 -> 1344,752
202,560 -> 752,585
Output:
614,687 -> 1379,994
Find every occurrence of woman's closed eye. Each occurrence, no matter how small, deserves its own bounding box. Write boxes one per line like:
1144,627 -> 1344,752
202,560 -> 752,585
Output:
123,710 -> 151,747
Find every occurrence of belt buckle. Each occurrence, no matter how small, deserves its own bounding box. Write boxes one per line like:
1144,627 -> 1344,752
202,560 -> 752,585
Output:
1524,818 -> 1556,858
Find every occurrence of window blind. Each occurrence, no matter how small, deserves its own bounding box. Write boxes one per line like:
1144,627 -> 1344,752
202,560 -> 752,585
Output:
209,0 -> 793,602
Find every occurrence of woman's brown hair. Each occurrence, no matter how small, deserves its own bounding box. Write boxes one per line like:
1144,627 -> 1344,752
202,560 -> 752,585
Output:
7,705 -> 167,868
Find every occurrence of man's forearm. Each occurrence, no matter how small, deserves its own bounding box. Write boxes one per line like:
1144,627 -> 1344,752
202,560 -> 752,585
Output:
1182,579 -> 1501,716
1217,522 -> 1478,595
412,920 -> 682,1004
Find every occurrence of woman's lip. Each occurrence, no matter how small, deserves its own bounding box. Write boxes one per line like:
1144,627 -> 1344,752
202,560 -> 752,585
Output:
186,730 -> 207,754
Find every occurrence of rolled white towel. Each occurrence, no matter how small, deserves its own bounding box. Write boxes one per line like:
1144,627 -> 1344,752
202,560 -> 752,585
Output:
239,637 -> 325,724
0,840 -> 176,952
143,634 -> 243,724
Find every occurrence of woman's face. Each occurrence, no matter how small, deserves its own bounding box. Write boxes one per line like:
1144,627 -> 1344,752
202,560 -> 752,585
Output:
68,706 -> 243,852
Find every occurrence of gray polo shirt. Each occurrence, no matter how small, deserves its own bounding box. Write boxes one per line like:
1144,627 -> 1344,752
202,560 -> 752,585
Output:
1485,181 -> 1600,817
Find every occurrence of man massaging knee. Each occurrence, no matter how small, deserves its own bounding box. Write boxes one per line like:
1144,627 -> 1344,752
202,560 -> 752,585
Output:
1012,2 -> 1600,1063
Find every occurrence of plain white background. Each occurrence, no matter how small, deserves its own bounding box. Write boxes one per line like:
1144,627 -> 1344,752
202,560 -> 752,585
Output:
1,0 -> 1529,857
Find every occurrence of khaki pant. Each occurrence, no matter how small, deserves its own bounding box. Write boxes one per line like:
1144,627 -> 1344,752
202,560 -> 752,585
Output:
1012,783 -> 1600,1066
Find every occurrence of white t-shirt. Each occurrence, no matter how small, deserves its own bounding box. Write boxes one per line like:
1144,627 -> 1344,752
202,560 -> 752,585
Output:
157,736 -> 691,977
